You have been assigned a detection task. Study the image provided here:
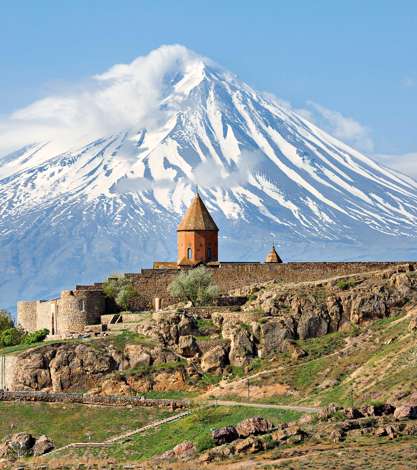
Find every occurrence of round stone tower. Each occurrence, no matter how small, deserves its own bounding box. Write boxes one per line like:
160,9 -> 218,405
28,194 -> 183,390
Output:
57,290 -> 105,334
177,192 -> 219,266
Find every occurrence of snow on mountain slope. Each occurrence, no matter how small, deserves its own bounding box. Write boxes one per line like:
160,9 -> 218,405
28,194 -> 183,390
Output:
1,45 -> 417,310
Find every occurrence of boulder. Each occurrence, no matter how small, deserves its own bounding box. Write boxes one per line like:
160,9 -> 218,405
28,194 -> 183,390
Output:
258,319 -> 292,357
13,343 -> 118,392
160,440 -> 196,459
360,404 -> 395,417
234,436 -> 264,454
344,408 -> 365,419
177,335 -> 200,358
32,435 -> 54,456
124,344 -> 152,369
0,433 -> 36,460
100,377 -> 133,396
297,310 -> 329,340
271,425 -> 306,443
212,426 -> 238,445
235,416 -> 273,437
137,312 -> 197,346
228,327 -> 254,366
394,405 -> 417,420
201,345 -> 228,373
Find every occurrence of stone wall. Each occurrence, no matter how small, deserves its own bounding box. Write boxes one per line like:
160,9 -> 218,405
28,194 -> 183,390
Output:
0,355 -> 17,390
0,390 -> 189,410
18,261 -> 405,333
36,300 -> 57,332
16,301 -> 37,331
17,290 -> 106,334
123,262 -> 401,311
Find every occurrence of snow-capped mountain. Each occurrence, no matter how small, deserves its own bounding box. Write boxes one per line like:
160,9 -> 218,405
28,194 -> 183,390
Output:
1,45 -> 417,311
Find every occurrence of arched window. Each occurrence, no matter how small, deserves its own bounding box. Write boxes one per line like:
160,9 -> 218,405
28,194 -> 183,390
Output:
207,247 -> 212,260
187,247 -> 192,259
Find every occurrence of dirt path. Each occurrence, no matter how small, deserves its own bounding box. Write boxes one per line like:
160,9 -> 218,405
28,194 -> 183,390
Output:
207,399 -> 319,413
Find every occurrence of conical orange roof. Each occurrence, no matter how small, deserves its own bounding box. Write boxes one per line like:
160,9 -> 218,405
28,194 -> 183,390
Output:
265,244 -> 282,263
178,193 -> 219,231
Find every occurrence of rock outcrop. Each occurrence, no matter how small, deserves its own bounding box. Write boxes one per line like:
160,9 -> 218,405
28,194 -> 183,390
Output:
0,433 -> 54,461
13,343 -> 118,392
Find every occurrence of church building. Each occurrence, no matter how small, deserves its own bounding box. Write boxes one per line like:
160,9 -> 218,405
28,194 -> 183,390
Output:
177,192 -> 219,266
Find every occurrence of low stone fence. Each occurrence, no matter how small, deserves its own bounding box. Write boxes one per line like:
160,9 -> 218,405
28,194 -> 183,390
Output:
0,390 -> 190,410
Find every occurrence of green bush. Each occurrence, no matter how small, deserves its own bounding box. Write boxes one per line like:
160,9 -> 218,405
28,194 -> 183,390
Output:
103,277 -> 139,310
0,309 -> 13,332
23,328 -> 49,345
168,266 -> 219,306
0,327 -> 24,347
195,433 -> 215,452
336,278 -> 357,290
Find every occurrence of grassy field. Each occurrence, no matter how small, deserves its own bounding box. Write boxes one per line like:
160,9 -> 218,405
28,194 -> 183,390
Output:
0,402 -> 172,447
49,405 -> 301,462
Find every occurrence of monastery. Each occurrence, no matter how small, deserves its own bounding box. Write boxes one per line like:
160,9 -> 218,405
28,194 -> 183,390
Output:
17,192 -> 393,336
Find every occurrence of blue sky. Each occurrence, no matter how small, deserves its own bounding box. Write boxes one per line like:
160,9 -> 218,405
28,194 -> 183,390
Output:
1,0 -> 416,162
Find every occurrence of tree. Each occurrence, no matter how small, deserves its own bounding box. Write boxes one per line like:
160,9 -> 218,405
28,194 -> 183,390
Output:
0,309 -> 13,332
169,266 -> 219,307
0,327 -> 24,347
102,277 -> 138,311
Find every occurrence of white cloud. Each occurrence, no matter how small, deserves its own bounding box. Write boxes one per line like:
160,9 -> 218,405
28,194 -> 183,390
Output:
305,101 -> 375,153
376,153 -> 417,179
112,176 -> 175,193
0,44 -> 203,156
193,151 -> 260,189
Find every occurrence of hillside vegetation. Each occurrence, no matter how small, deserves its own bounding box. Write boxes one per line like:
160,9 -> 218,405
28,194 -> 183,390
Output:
3,264 -> 417,468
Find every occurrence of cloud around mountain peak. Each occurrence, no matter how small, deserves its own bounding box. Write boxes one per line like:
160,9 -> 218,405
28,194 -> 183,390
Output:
0,45 -> 208,157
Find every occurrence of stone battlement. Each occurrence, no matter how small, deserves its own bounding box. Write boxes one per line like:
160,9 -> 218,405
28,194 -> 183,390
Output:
17,261 -> 407,335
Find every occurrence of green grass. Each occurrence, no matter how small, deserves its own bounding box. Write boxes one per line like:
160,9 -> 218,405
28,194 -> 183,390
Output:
59,405 -> 301,462
297,331 -> 346,359
0,338 -> 89,355
336,278 -> 358,290
142,390 -> 199,400
196,318 -> 216,334
0,402 -> 171,447
110,330 -> 156,351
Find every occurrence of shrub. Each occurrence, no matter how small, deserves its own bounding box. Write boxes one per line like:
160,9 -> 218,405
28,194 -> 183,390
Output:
0,327 -> 24,347
23,328 -> 49,345
168,266 -> 219,306
0,309 -> 13,332
336,278 -> 357,290
102,277 -> 138,310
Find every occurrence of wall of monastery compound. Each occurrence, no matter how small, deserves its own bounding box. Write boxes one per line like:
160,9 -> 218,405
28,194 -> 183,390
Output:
17,261 -> 405,334
17,290 -> 105,335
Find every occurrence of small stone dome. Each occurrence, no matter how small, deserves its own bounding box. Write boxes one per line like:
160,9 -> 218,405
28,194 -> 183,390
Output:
265,244 -> 282,263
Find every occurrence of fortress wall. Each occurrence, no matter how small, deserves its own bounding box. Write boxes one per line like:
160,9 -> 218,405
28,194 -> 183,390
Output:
57,290 -> 105,334
211,262 -> 401,292
126,262 -> 400,311
36,300 -> 57,332
16,301 -> 37,331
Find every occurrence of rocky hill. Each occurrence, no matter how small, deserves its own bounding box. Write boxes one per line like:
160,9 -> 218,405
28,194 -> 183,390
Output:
2,263 -> 417,468
5,264 -> 416,405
